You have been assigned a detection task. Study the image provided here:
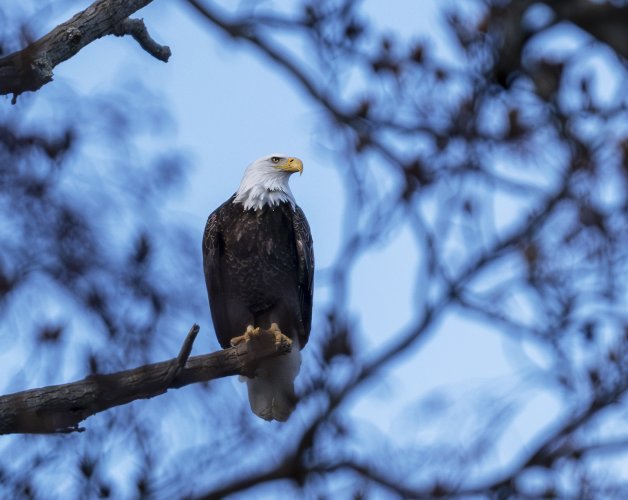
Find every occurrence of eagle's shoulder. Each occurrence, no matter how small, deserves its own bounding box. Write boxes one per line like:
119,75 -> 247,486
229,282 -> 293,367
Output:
203,194 -> 238,255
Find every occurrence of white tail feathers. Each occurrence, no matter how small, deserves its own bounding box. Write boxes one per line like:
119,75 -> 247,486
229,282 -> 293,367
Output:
245,337 -> 301,422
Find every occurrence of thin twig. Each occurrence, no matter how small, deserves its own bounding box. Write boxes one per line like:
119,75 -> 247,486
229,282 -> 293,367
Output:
112,17 -> 171,62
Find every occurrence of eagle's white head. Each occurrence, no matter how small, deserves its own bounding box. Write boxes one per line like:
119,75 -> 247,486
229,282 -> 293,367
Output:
234,154 -> 303,211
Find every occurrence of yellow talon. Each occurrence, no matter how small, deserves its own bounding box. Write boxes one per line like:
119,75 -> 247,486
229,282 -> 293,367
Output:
230,324 -> 292,349
230,325 -> 261,346
266,323 -> 292,347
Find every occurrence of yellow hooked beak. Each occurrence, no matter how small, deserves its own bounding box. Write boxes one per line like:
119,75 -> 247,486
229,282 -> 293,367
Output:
278,157 -> 303,175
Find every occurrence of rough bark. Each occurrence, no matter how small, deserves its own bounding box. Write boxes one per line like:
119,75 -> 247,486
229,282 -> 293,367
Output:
0,0 -> 169,102
0,325 -> 292,435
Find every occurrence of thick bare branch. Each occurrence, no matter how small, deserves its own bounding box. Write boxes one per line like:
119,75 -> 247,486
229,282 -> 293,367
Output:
0,0 -> 169,102
0,324 -> 291,435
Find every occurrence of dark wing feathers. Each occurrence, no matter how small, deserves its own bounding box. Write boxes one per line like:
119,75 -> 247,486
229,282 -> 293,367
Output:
202,196 -> 233,278
203,213 -> 219,259
203,197 -> 313,349
293,205 -> 314,342
202,210 -> 221,306
202,202 -> 231,347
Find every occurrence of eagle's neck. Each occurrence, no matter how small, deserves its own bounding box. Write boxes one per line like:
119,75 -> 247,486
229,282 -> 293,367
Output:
234,167 -> 295,211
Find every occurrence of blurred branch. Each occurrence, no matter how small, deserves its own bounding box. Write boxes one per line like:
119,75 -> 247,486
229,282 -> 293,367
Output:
0,324 -> 292,435
462,380 -> 628,496
345,180 -> 569,398
185,0 -> 347,122
571,437 -> 628,458
545,0 -> 628,59
0,0 -> 170,102
489,0 -> 627,87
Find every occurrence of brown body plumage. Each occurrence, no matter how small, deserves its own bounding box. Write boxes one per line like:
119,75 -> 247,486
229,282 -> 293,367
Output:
203,196 -> 313,349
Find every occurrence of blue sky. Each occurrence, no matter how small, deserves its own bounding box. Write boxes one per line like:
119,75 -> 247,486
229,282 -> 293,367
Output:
7,0 -> 551,460
3,0 -> 627,496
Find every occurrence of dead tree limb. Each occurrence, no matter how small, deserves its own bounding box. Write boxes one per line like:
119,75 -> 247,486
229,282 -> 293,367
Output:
0,0 -> 170,102
0,324 -> 292,435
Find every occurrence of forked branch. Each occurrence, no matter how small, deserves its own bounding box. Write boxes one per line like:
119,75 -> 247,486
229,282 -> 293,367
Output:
0,324 -> 291,435
0,0 -> 170,102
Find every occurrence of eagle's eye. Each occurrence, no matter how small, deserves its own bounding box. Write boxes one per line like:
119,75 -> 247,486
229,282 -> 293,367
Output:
271,156 -> 281,164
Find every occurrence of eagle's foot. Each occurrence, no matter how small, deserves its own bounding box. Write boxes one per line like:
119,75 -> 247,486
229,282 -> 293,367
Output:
230,325 -> 261,347
266,323 -> 293,348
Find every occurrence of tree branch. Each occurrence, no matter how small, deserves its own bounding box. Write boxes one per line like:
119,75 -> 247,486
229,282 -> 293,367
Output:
112,18 -> 172,62
545,0 -> 628,59
0,324 -> 292,435
0,0 -> 169,102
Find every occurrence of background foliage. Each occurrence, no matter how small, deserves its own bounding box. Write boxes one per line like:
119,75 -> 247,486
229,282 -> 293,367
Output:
1,0 -> 627,498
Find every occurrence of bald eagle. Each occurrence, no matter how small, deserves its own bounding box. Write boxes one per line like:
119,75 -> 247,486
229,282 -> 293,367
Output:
203,154 -> 314,421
